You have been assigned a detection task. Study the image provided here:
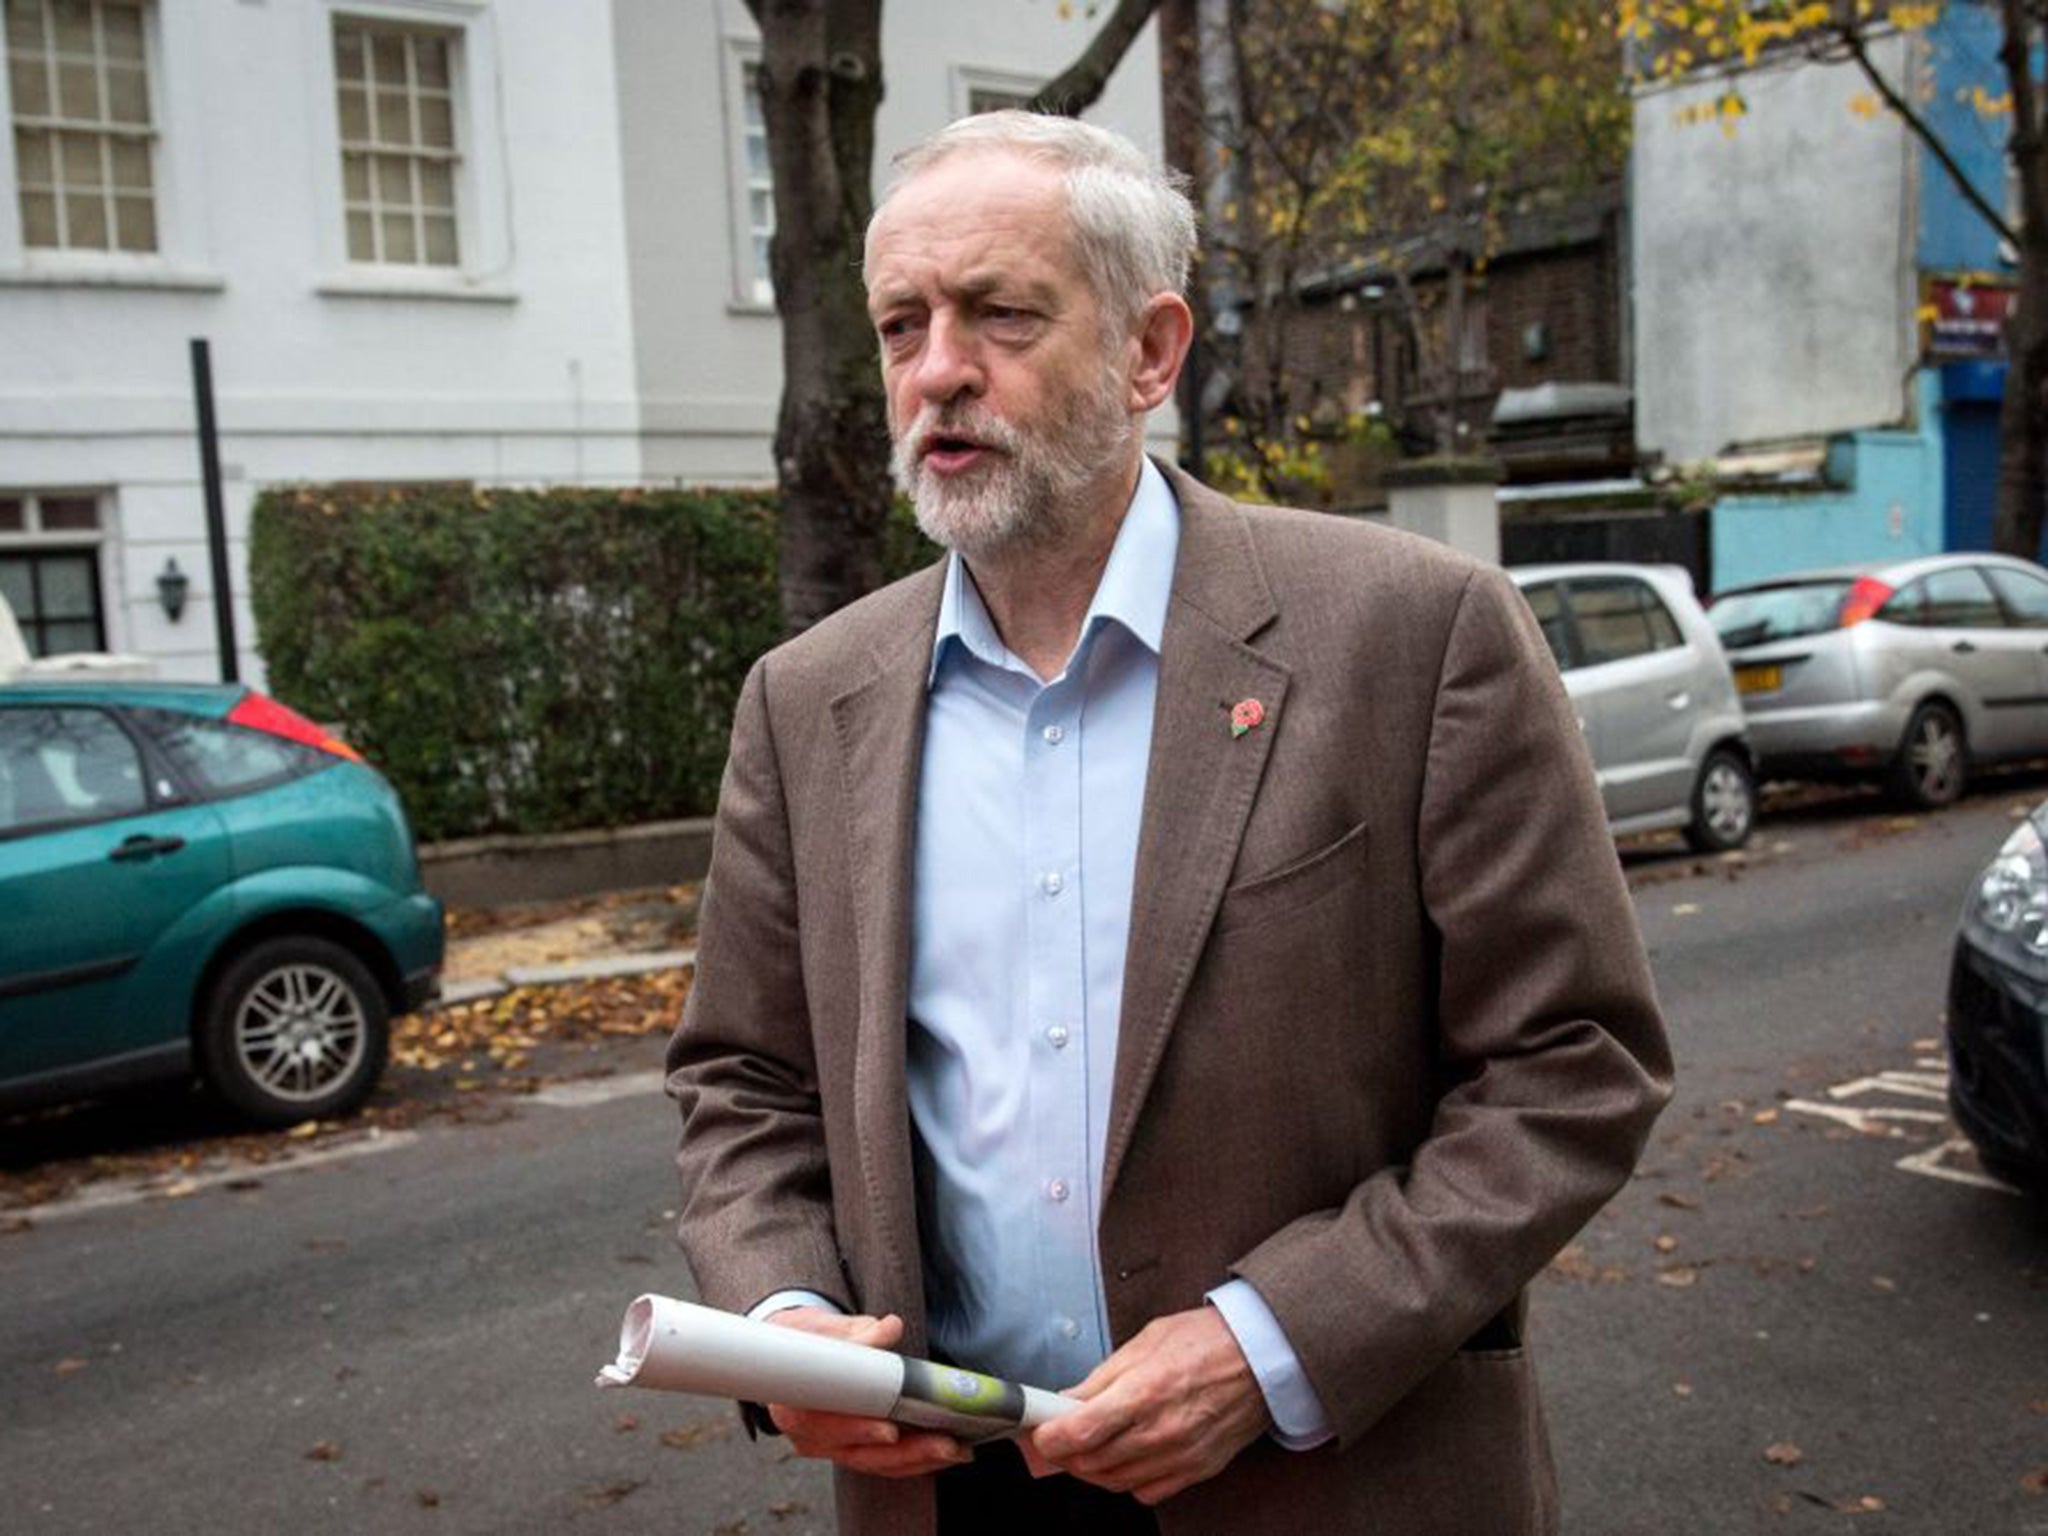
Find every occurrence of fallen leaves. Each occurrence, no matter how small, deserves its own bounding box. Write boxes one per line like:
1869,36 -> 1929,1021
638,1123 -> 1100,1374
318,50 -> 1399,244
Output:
2023,1469 -> 2048,1495
581,1478 -> 646,1507
1655,1265 -> 1701,1289
53,1357 -> 87,1375
1763,1442 -> 1805,1467
1657,1191 -> 1700,1211
304,1441 -> 342,1462
659,1418 -> 734,1451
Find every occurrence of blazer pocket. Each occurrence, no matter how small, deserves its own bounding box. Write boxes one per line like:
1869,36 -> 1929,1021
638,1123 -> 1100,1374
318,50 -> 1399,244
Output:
1213,819 -> 1370,937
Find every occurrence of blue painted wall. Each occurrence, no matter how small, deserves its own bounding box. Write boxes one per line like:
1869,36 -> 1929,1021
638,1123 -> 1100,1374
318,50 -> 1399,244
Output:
1917,5 -> 2013,274
1711,372 -> 1947,591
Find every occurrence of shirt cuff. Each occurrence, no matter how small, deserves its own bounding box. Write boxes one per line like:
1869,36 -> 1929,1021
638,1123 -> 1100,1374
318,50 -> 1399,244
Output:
747,1289 -> 844,1322
1205,1279 -> 1335,1450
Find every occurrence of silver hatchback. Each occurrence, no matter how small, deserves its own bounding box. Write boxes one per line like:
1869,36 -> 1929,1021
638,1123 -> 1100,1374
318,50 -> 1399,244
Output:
1510,563 -> 1756,852
1709,553 -> 2048,809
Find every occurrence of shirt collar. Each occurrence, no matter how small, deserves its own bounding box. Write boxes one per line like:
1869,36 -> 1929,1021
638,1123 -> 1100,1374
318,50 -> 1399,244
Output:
928,455 -> 1180,687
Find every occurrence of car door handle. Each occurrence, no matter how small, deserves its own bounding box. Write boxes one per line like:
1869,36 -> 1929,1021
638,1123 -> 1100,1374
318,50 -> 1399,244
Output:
1952,639 -> 1978,654
109,834 -> 186,863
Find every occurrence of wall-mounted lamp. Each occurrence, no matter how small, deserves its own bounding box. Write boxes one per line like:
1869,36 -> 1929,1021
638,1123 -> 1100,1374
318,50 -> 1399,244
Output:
157,557 -> 190,622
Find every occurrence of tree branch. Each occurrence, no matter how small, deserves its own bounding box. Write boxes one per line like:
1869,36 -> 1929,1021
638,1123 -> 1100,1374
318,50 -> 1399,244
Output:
1029,0 -> 1161,116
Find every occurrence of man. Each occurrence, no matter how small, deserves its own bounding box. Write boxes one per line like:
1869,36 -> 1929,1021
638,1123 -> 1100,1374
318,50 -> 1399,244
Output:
669,111 -> 1671,1536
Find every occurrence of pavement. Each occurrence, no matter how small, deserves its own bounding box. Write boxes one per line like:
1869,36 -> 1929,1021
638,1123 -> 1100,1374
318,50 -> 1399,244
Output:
436,884 -> 699,1005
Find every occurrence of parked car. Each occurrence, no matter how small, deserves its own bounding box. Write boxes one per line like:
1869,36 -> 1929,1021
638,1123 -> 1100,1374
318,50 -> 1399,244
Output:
1948,803 -> 2048,1191
0,681 -> 442,1125
1509,562 -> 1756,852
1709,552 -> 2048,809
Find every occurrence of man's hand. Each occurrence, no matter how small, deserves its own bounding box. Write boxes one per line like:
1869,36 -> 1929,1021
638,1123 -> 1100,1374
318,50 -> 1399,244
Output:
1024,1306 -> 1271,1505
760,1308 -> 971,1477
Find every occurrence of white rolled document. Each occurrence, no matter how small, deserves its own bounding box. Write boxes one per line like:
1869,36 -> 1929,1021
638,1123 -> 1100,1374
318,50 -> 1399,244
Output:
596,1294 -> 1078,1442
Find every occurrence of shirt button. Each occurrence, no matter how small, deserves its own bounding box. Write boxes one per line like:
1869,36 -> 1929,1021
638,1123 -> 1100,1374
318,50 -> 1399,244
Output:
1046,1024 -> 1071,1049
1056,1316 -> 1081,1341
1047,1178 -> 1070,1202
1040,871 -> 1064,896
1042,724 -> 1065,744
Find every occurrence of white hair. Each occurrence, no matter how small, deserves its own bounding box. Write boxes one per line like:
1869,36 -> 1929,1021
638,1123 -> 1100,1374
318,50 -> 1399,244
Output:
875,110 -> 1197,329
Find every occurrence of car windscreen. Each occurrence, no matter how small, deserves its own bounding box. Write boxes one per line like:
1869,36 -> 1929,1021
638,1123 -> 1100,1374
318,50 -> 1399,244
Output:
1709,582 -> 1851,647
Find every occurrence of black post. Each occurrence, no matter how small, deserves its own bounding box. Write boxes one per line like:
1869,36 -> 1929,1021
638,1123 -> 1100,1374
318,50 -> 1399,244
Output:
189,337 -> 240,683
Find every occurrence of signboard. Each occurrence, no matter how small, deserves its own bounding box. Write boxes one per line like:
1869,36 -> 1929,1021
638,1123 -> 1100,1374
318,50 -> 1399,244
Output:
1921,275 -> 2018,360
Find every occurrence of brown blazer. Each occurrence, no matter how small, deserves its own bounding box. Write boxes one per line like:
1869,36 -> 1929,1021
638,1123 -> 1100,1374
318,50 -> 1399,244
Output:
669,464 -> 1673,1536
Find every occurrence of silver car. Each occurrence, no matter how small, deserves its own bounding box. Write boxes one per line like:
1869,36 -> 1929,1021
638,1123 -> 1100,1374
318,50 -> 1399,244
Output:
1510,562 -> 1756,851
1710,553 -> 2048,809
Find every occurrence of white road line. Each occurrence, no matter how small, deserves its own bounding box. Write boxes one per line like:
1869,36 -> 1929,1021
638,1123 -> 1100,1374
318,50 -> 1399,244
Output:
1826,1074 -> 1948,1103
1784,1099 -> 1950,1135
22,1129 -> 420,1224
1895,1138 -> 2022,1196
529,1070 -> 668,1108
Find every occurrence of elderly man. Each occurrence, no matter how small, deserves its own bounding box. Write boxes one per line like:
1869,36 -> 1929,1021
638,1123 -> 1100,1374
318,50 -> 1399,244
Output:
668,111 -> 1671,1536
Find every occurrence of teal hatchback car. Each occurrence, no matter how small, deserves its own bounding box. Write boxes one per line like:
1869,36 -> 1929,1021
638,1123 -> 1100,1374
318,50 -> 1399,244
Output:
0,681 -> 442,1125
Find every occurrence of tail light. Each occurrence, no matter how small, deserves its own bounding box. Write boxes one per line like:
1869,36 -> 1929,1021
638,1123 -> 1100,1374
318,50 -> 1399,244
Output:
1837,576 -> 1895,628
226,691 -> 364,763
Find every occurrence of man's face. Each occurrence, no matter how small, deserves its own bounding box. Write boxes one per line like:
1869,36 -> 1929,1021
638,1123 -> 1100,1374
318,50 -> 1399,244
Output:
864,151 -> 1136,562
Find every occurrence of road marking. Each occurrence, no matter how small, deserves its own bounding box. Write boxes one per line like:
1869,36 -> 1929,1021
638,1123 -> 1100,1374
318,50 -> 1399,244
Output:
22,1129 -> 420,1224
530,1070 -> 667,1108
1785,1099 -> 1949,1135
1895,1138 -> 2022,1195
1825,1073 -> 1948,1103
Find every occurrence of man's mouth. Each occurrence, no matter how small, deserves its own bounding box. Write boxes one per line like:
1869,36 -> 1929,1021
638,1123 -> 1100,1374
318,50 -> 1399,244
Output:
921,432 -> 997,475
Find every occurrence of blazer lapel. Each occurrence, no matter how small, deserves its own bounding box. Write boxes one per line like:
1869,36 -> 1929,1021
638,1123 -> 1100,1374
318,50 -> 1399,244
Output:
1103,469 -> 1290,1202
827,565 -> 946,1338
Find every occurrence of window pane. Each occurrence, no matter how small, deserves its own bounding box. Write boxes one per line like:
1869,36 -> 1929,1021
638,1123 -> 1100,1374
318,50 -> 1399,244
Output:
102,2 -> 144,63
374,152 -> 410,204
55,58 -> 97,119
0,708 -> 146,829
105,62 -> 146,125
0,498 -> 23,533
421,212 -> 456,264
749,188 -> 772,232
1645,595 -> 1682,649
374,89 -> 411,146
20,190 -> 59,245
40,618 -> 98,653
136,711 -> 321,795
64,187 -> 108,247
341,151 -> 369,202
38,554 -> 95,614
42,494 -> 99,532
59,130 -> 100,185
417,92 -> 452,148
1989,566 -> 2048,628
52,0 -> 94,55
415,35 -> 448,88
746,133 -> 769,180
371,34 -> 406,87
336,86 -> 367,143
418,158 -> 452,210
1568,579 -> 1654,664
346,209 -> 374,260
1518,582 -> 1574,670
334,26 -> 364,81
10,56 -> 50,117
381,210 -> 415,262
16,128 -> 54,185
108,134 -> 148,190
7,0 -> 46,50
113,192 -> 152,250
1921,567 -> 2001,628
0,561 -> 30,612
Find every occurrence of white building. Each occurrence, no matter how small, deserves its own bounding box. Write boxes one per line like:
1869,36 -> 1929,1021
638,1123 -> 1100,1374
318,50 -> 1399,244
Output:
0,0 -> 1164,682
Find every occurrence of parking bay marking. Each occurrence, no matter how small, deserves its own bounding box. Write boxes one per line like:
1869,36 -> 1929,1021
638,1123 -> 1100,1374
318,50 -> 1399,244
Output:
1785,1065 -> 2019,1197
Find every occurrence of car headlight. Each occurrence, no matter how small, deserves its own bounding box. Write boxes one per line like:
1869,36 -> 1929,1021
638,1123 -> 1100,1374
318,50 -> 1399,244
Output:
1967,815 -> 2048,964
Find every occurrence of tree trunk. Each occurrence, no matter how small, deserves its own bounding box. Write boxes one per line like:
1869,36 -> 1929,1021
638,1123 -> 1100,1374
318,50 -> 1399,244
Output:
747,0 -> 892,636
1993,7 -> 2048,558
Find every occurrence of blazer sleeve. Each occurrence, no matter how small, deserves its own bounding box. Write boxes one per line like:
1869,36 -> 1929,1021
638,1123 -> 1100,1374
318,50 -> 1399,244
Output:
665,658 -> 852,1316
1231,563 -> 1675,1444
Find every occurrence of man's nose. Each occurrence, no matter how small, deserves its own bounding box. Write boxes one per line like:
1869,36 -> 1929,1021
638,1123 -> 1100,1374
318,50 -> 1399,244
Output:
911,314 -> 983,403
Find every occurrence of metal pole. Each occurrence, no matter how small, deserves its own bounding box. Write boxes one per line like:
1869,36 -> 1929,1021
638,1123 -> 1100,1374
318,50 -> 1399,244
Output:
189,337 -> 240,683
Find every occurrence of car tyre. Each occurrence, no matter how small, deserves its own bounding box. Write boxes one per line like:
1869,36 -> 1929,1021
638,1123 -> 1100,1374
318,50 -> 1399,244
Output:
200,936 -> 389,1126
1888,701 -> 1966,810
1684,747 -> 1756,853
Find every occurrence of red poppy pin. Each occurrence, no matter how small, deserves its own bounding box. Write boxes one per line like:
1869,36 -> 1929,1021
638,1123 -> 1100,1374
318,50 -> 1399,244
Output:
1229,698 -> 1266,738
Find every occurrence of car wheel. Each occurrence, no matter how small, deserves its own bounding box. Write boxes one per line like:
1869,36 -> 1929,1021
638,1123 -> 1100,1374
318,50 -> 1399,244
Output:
199,936 -> 389,1126
1888,702 -> 1967,809
1684,748 -> 1756,853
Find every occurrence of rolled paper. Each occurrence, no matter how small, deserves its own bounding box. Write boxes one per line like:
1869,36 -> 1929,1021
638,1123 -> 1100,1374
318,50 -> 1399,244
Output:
595,1294 -> 1076,1441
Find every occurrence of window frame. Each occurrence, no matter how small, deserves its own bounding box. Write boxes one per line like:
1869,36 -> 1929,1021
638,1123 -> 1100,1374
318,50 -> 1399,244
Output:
0,489 -> 112,659
719,38 -> 773,313
952,64 -> 1043,119
1563,575 -> 1685,668
0,701 -> 155,838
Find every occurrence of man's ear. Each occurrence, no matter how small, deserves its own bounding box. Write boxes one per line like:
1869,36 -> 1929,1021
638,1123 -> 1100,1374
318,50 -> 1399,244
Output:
1124,293 -> 1195,415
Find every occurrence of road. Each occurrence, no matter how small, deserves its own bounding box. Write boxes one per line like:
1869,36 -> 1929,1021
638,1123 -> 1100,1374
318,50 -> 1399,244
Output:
3,785 -> 2045,1534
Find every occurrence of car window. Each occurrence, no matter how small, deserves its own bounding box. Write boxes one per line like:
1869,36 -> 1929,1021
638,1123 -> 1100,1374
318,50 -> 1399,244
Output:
1517,581 -> 1576,671
130,708 -> 327,797
1904,567 -> 2003,629
1876,584 -> 1925,624
1710,581 -> 1851,646
1567,577 -> 1682,666
1986,565 -> 2048,629
0,706 -> 148,833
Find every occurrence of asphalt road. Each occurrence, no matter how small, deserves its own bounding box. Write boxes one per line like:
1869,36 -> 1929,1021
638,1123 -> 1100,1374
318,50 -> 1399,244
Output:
3,783 -> 2045,1535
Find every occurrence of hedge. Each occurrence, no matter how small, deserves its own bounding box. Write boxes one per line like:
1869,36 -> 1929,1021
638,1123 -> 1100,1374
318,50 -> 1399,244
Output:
251,484 -> 937,842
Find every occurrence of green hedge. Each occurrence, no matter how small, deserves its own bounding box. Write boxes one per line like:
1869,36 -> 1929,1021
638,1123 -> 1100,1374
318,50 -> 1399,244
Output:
251,484 -> 936,842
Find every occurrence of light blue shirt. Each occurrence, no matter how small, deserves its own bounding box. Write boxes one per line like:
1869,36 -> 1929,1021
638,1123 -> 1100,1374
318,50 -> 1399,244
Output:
902,457 -> 1329,1446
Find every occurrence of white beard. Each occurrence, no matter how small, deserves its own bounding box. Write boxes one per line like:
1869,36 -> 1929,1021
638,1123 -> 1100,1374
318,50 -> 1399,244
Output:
891,370 -> 1134,563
